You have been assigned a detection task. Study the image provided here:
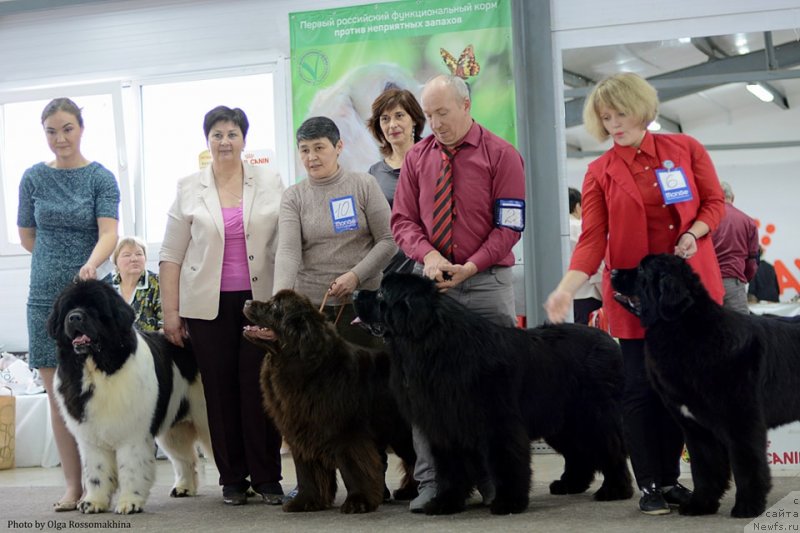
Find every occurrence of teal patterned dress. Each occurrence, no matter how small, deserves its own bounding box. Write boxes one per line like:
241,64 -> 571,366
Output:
17,162 -> 120,368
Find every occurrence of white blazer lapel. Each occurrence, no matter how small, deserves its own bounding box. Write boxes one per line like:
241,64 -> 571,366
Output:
199,165 -> 225,240
242,164 -> 256,233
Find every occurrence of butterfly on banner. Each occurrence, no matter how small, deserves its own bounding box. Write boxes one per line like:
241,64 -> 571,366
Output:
440,45 -> 481,80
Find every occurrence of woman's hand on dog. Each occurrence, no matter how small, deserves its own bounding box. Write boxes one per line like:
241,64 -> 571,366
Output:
545,270 -> 590,323
329,271 -> 359,300
163,312 -> 189,347
544,289 -> 572,323
674,232 -> 698,260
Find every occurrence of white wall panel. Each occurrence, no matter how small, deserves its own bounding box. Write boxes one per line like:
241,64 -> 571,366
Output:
0,0 -> 395,90
552,0 -> 800,49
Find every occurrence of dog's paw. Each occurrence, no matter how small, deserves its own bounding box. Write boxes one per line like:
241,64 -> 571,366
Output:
392,485 -> 419,501
489,496 -> 528,515
549,479 -> 590,495
78,499 -> 108,514
114,499 -> 144,514
678,496 -> 720,516
170,485 -> 196,498
282,494 -> 328,513
731,498 -> 766,519
424,495 -> 466,515
340,495 -> 378,514
549,479 -> 568,495
593,481 -> 634,501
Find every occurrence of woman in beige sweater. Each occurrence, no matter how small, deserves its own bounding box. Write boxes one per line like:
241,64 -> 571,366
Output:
273,116 -> 396,347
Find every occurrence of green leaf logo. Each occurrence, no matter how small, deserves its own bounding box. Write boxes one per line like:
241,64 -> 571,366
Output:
298,51 -> 330,85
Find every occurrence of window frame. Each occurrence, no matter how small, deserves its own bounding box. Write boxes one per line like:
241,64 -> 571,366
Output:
0,82 -> 130,256
0,58 -> 293,257
127,61 -> 292,249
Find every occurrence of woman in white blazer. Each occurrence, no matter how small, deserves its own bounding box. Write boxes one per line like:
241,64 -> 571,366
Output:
159,106 -> 284,506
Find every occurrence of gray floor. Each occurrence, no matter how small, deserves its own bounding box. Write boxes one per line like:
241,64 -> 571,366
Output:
2,452 -> 799,532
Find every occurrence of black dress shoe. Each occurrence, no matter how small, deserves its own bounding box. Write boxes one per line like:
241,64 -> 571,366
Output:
222,485 -> 248,506
662,483 -> 692,507
639,483 -> 670,515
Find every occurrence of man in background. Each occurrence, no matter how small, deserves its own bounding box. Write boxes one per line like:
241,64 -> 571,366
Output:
711,181 -> 759,313
568,187 -> 602,325
748,246 -> 780,303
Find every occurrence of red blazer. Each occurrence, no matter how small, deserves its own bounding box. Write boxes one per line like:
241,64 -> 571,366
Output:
570,132 -> 725,339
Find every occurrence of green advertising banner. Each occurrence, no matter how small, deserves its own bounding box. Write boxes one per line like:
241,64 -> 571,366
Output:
289,0 -> 516,176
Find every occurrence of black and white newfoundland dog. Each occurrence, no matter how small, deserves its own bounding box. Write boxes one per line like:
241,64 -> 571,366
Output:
47,279 -> 212,514
352,273 -> 633,515
611,253 -> 800,518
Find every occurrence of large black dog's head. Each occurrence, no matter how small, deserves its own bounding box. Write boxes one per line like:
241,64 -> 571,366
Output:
243,290 -> 329,357
353,273 -> 437,340
610,253 -> 708,327
47,279 -> 137,364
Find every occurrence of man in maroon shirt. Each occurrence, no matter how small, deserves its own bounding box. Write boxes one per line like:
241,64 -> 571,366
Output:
391,74 -> 526,512
711,181 -> 759,313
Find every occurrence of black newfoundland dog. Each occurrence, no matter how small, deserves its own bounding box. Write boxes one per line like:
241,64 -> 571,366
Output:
611,253 -> 800,518
242,290 -> 417,514
47,279 -> 211,514
352,273 -> 633,515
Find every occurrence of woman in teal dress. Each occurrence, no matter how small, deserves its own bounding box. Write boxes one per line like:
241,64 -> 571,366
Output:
17,97 -> 120,512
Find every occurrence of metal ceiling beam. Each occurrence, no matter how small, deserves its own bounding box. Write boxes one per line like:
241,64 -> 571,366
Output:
759,32 -> 789,110
654,115 -> 682,133
566,68 -> 800,98
568,139 -> 800,158
690,32 -> 788,111
565,40 -> 800,126
563,69 -> 593,88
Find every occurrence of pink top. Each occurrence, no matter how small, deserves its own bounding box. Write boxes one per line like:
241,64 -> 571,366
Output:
220,206 -> 251,292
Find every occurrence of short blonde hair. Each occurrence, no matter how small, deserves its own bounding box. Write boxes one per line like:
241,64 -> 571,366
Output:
112,236 -> 147,266
583,72 -> 659,142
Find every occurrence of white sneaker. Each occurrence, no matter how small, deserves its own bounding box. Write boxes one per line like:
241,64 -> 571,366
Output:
409,485 -> 437,513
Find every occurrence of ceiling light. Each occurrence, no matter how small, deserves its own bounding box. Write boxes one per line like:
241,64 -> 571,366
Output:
647,120 -> 661,131
746,83 -> 775,103
678,37 -> 691,44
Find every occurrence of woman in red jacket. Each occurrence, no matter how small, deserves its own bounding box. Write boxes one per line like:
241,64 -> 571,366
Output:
545,72 -> 725,515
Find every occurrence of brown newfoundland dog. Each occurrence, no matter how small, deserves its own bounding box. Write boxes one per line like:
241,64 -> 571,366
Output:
242,290 -> 417,513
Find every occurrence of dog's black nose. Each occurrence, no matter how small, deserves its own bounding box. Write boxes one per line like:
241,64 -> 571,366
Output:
351,290 -> 360,302
67,311 -> 83,324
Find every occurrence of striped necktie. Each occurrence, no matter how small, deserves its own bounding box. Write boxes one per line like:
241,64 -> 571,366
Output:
431,146 -> 458,261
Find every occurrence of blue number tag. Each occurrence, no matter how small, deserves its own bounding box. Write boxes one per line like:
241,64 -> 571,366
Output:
330,196 -> 359,233
494,199 -> 525,231
655,167 -> 693,205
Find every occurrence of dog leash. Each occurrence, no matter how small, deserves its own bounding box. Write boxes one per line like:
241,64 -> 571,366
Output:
318,288 -> 347,326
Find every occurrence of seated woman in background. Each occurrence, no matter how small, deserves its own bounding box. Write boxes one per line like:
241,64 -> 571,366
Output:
103,236 -> 162,331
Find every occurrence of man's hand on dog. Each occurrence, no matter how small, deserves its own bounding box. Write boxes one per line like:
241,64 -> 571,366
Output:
423,250 -> 477,290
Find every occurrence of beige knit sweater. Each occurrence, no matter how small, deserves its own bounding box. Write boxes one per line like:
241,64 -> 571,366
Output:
273,167 -> 396,306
